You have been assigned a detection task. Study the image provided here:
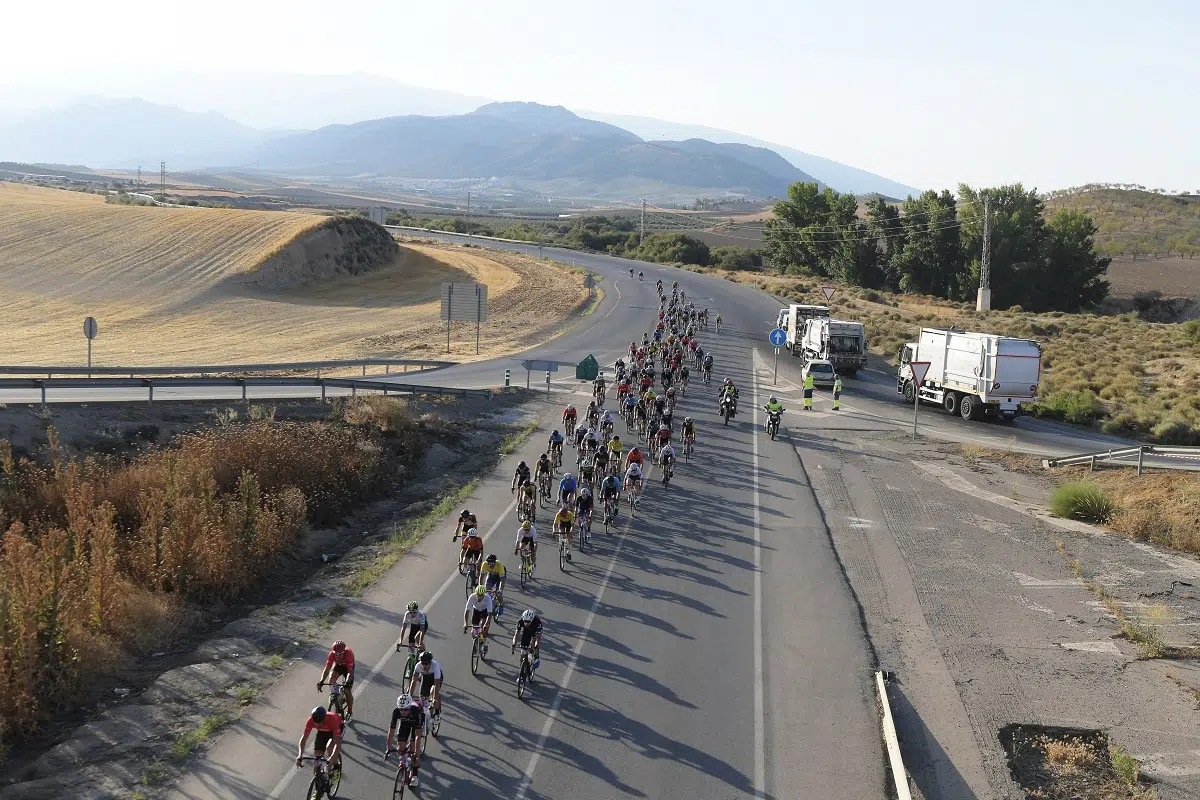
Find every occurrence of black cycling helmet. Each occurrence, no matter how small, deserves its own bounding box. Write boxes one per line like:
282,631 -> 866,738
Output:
518,460 -> 527,468
419,650 -> 433,664
311,706 -> 327,724
461,509 -> 470,517
486,553 -> 497,564
540,452 -> 548,459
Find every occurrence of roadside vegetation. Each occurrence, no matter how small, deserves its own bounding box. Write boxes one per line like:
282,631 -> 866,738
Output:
1044,184 -> 1200,261
0,398 -> 426,755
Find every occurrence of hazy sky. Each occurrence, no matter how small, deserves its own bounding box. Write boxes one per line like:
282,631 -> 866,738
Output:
2,0 -> 1195,190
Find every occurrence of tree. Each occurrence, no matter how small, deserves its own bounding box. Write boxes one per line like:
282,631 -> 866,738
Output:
864,197 -> 904,290
1041,210 -> 1110,310
960,184 -> 1047,309
634,233 -> 710,266
763,182 -> 858,275
890,190 -> 964,297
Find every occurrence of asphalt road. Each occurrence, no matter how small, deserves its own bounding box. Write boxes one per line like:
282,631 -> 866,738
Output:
169,269 -> 884,800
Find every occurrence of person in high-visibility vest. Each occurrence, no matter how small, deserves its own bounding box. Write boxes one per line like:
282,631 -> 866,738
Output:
803,372 -> 814,411
832,375 -> 843,411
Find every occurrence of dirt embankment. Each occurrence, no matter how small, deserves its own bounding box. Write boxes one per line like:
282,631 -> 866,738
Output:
243,215 -> 399,291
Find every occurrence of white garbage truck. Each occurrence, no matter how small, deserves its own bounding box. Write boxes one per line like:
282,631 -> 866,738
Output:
784,304 -> 831,354
896,327 -> 1042,422
801,318 -> 868,374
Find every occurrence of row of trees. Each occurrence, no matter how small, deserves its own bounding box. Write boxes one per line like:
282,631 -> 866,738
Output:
762,182 -> 1112,312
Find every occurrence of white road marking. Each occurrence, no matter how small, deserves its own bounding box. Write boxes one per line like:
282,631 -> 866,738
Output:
602,277 -> 624,321
1013,572 -> 1083,588
1059,641 -> 1122,654
267,496 -> 518,799
514,517 -> 633,800
751,351 -> 766,798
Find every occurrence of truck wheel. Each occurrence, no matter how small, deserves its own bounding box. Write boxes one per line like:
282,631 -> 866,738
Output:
943,392 -> 958,415
1000,413 -> 1016,425
902,381 -> 915,404
960,395 -> 980,421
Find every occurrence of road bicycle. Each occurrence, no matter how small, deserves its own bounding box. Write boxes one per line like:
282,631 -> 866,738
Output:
398,642 -> 420,686
513,645 -> 537,700
517,493 -> 536,523
538,473 -> 552,506
576,516 -> 591,551
463,556 -> 481,598
319,676 -> 348,718
603,495 -> 618,533
518,544 -> 534,589
467,624 -> 487,676
418,697 -> 440,750
661,457 -> 674,486
384,746 -> 416,798
299,755 -> 340,800
683,436 -> 694,463
628,480 -> 641,517
551,442 -> 563,469
564,416 -> 575,440
557,526 -> 571,570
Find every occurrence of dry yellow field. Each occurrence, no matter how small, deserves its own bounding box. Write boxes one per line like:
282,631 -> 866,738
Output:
0,183 -> 588,366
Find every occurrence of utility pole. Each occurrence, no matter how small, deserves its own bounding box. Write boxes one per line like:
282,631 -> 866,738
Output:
640,199 -> 646,244
466,191 -> 472,247
159,161 -> 166,202
976,196 -> 992,311
136,166 -> 141,192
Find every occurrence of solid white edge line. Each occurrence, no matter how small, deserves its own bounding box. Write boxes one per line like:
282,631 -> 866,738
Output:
752,350 -> 766,798
267,496 -> 519,799
513,516 -> 633,800
876,671 -> 913,800
602,277 -> 623,321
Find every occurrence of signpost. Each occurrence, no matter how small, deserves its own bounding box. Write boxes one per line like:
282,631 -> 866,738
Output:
821,286 -> 837,301
521,358 -> 558,389
908,361 -> 931,439
768,328 -> 787,385
83,316 -> 98,378
440,283 -> 489,354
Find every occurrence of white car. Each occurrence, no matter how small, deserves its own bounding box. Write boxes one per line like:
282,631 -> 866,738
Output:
804,359 -> 837,388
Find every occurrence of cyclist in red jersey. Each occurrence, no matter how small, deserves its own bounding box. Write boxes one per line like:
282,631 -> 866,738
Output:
297,705 -> 344,772
318,641 -> 356,719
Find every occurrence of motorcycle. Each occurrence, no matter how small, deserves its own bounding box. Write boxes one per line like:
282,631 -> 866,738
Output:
719,397 -> 736,425
766,409 -> 782,440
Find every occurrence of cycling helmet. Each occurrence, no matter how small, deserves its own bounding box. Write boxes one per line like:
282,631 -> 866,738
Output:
485,553 -> 497,565
331,640 -> 346,654
461,509 -> 470,517
611,434 -> 621,442
563,472 -> 574,480
419,650 -> 433,665
311,706 -> 327,724
475,585 -> 487,597
522,609 -> 536,622
397,694 -> 411,708
407,601 -> 419,612
725,378 -> 733,385
466,526 -> 478,537
685,417 -> 692,423
520,520 -> 531,530
580,487 -> 591,497
518,460 -> 527,469
552,429 -> 560,436
540,452 -> 549,460
566,404 -> 575,412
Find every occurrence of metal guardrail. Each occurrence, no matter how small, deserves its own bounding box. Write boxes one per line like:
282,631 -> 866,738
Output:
0,358 -> 455,379
0,376 -> 491,406
1042,445 -> 1200,475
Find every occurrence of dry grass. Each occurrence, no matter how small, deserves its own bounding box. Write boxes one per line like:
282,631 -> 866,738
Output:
0,183 -> 587,365
708,267 -> 1200,441
0,398 -> 424,753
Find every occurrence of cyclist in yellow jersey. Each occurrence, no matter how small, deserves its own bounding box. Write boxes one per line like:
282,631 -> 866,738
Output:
607,435 -> 624,457
478,554 -> 507,610
553,506 -> 576,551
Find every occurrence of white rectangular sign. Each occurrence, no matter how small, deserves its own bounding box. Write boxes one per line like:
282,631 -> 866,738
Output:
440,283 -> 489,322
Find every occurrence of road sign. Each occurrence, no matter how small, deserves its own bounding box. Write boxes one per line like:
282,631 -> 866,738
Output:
768,328 -> 787,347
821,286 -> 837,301
583,273 -> 595,289
83,317 -> 98,339
908,360 -> 931,439
440,282 -> 489,354
521,359 -> 559,372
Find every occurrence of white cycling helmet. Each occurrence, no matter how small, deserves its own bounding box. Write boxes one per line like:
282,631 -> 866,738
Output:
521,609 -> 536,622
397,694 -> 412,708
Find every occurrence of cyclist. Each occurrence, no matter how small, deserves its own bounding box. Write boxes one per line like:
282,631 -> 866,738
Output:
396,601 -> 429,653
703,352 -> 714,380
463,585 -> 496,653
562,404 -> 577,435
682,416 -> 697,447
547,429 -> 564,464
623,390 -> 638,421
317,641 -> 355,720
516,477 -> 537,520
625,445 -> 645,471
534,453 -> 553,494
579,455 -> 596,490
407,650 -> 444,717
629,267 -> 634,278
575,486 -> 595,534
593,445 -> 610,477
512,609 -> 544,673
582,426 -> 600,457
386,695 -> 425,786
655,421 -> 672,450
459,526 -> 484,572
454,508 -> 477,542
616,373 -> 632,401
553,504 -> 576,555
558,471 -> 578,506
658,441 -> 676,475
479,553 -> 507,610
587,400 -> 602,429
593,371 -> 607,399
296,705 -> 344,774
600,472 -> 622,514
515,519 -> 538,572
679,364 -> 690,388
573,418 -> 589,450
511,461 -> 531,492
624,460 -> 644,501
638,270 -> 643,281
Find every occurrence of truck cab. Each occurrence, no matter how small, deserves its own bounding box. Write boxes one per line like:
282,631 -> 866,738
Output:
786,304 -> 831,353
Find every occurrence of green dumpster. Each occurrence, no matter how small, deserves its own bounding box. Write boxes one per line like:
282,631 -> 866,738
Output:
575,354 -> 599,381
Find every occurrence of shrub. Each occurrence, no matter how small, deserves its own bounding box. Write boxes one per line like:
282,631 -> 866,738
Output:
1183,319 -> 1200,346
1151,416 -> 1200,445
1049,482 -> 1116,523
1036,389 -> 1103,424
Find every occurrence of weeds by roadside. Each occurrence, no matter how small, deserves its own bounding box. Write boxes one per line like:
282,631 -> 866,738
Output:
170,712 -> 230,762
1049,482 -> 1116,523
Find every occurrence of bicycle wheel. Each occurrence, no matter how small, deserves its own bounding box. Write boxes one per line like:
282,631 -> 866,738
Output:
328,766 -> 341,797
558,539 -> 566,571
307,775 -> 322,800
470,637 -> 481,676
403,654 -> 415,686
520,559 -> 528,589
392,765 -> 406,799
431,706 -> 441,737
464,569 -> 474,598
517,660 -> 529,700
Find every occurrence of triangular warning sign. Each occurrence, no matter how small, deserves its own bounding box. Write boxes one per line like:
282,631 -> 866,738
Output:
821,286 -> 836,301
909,361 -> 931,385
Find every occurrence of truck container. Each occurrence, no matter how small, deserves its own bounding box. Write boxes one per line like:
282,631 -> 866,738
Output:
801,318 -> 867,373
785,304 -> 830,352
896,327 -> 1042,422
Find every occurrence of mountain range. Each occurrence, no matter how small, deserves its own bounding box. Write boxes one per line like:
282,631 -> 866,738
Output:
0,70 -> 918,200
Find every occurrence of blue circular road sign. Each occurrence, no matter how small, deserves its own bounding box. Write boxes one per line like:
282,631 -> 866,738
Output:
768,328 -> 787,347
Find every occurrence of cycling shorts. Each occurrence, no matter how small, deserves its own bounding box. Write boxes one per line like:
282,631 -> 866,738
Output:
484,572 -> 502,589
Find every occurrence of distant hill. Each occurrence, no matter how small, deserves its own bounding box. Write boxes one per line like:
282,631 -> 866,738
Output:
580,110 -> 918,199
0,98 -> 264,168
249,102 -> 816,201
1044,185 -> 1200,259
